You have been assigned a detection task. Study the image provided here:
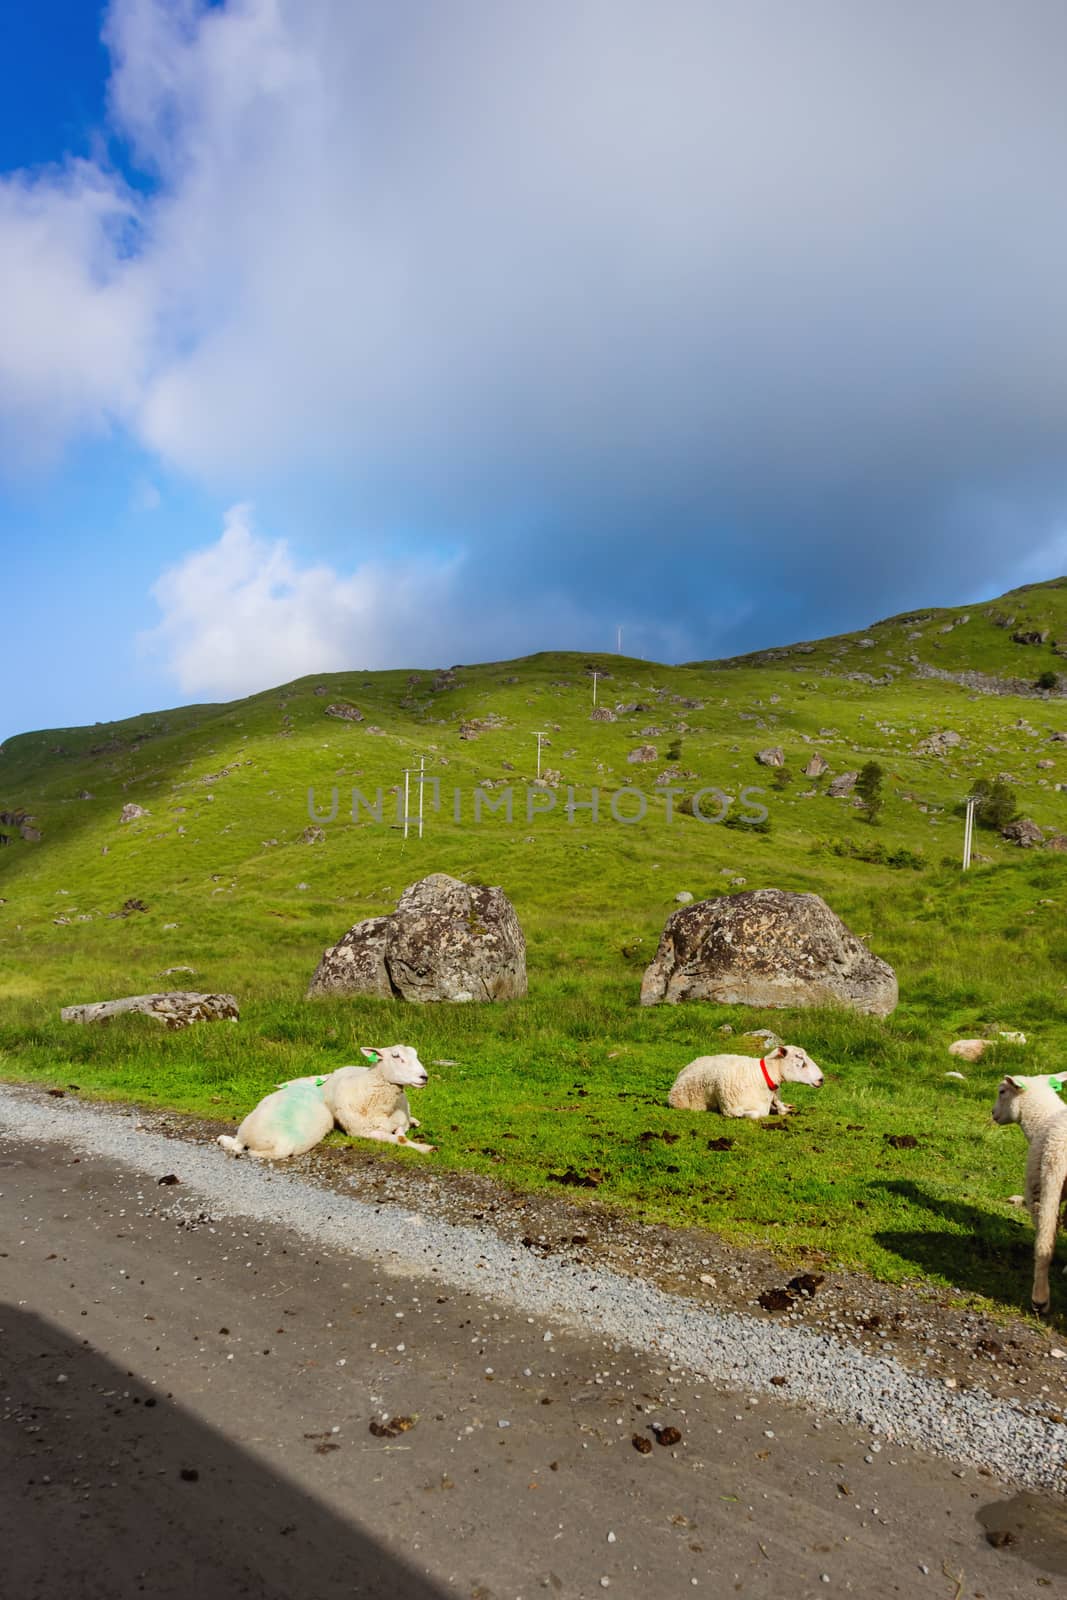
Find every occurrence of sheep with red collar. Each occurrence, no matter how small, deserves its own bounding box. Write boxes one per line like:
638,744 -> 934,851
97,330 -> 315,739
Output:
667,1044 -> 824,1118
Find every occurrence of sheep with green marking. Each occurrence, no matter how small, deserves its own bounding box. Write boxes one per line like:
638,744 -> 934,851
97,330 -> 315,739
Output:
278,1045 -> 434,1153
991,1072 -> 1067,1315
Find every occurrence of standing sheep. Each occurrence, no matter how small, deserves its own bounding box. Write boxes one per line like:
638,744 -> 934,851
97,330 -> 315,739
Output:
323,1045 -> 433,1152
668,1045 -> 824,1119
991,1073 -> 1067,1314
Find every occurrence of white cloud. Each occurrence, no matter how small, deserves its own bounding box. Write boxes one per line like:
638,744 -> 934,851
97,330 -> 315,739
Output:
0,160 -> 149,466
140,503 -> 462,697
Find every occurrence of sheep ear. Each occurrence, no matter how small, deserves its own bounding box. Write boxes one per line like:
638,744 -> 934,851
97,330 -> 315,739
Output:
1005,1075 -> 1027,1091
360,1047 -> 381,1063
776,1046 -> 788,1058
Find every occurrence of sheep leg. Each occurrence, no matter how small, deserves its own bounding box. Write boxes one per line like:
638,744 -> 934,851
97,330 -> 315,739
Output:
1031,1159 -> 1067,1315
770,1095 -> 795,1115
360,1127 -> 436,1155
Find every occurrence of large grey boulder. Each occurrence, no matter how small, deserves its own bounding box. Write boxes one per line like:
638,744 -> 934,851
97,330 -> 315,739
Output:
827,771 -> 858,797
308,873 -> 527,1003
640,888 -> 897,1016
61,992 -> 239,1029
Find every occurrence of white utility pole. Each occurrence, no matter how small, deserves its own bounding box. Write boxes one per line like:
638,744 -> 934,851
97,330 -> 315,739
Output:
534,731 -> 547,779
962,795 -> 976,871
616,625 -> 623,653
403,767 -> 411,840
592,671 -> 599,707
418,755 -> 426,840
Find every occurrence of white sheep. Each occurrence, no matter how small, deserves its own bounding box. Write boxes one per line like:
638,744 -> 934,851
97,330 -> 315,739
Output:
991,1072 -> 1067,1314
668,1044 -> 824,1119
323,1045 -> 433,1153
217,1081 -> 334,1160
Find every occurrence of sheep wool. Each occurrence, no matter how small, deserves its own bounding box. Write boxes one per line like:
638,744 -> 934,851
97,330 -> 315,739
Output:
668,1046 -> 824,1120
992,1072 -> 1067,1315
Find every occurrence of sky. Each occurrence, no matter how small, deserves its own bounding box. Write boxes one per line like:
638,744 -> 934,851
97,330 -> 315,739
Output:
3,0 -> 1067,739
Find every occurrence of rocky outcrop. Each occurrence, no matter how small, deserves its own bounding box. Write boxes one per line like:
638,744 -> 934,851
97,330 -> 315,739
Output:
756,747 -> 785,767
1002,818 -> 1045,847
803,754 -> 829,778
640,888 -> 897,1016
915,729 -> 962,756
61,992 -> 239,1029
308,874 -> 527,1003
119,803 -> 149,823
827,771 -> 858,797
589,708 -> 616,722
324,702 -> 363,723
627,745 -> 658,764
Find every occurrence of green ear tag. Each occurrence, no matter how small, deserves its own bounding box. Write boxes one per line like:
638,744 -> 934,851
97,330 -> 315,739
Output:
315,1076 -> 327,1087
1050,1076 -> 1066,1095
366,1050 -> 381,1063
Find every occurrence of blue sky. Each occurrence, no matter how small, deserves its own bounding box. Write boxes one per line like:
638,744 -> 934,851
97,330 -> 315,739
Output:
3,1 -> 1067,741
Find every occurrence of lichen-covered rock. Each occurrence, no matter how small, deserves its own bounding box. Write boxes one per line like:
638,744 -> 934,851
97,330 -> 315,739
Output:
640,887 -> 897,1016
307,874 -> 526,1003
589,707 -> 616,722
803,754 -> 829,778
324,702 -> 363,722
627,745 -> 657,763
827,771 -> 858,797
61,992 -> 239,1029
119,803 -> 149,823
756,747 -> 785,767
307,916 -> 394,999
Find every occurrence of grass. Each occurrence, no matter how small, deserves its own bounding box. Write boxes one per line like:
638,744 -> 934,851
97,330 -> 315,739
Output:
1,577 -> 1066,1322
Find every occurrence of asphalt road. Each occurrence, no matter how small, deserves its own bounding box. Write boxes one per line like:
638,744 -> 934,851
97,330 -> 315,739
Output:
1,1132 -> 1064,1599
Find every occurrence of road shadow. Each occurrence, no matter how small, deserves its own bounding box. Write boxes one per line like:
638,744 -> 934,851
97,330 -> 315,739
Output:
0,1304 -> 447,1599
871,1179 -> 1067,1327
977,1491 -> 1067,1578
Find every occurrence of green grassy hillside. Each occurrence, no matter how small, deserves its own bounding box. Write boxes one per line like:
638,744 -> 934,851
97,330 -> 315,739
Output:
1,578 -> 1066,1317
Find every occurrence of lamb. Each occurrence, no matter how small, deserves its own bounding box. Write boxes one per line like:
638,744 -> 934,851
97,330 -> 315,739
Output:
217,1080 -> 334,1160
323,1045 -> 434,1153
991,1073 -> 1067,1314
668,1044 -> 824,1119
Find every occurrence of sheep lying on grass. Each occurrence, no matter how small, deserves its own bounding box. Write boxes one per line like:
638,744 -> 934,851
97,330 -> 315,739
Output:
668,1045 -> 824,1119
322,1046 -> 433,1153
991,1072 -> 1067,1315
241,1044 -> 432,1158
217,1081 -> 334,1160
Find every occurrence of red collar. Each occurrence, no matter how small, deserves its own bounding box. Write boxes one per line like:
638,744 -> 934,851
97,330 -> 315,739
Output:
759,1057 -> 779,1091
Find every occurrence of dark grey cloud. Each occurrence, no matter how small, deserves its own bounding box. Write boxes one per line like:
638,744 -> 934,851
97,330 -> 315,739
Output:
6,0 -> 1067,673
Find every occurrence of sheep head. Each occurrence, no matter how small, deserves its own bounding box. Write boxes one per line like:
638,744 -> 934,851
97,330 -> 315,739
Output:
992,1073 -> 1065,1124
361,1044 -> 429,1087
774,1045 -> 824,1087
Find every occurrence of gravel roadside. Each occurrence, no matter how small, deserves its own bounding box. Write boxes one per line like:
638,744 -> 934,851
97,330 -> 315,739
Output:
2,1084 -> 1065,1495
